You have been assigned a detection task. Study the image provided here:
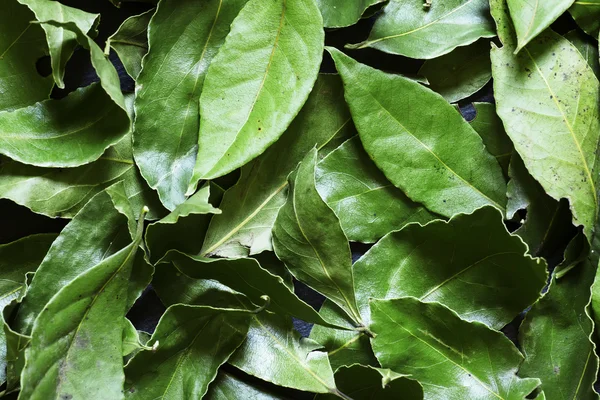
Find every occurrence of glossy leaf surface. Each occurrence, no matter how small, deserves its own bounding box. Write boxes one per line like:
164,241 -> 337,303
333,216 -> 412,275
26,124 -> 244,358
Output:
491,0 -> 600,241
347,0 -> 496,59
469,102 -> 513,177
330,48 -> 507,217
201,74 -> 354,258
191,0 -> 325,181
106,10 -> 152,80
134,0 -> 248,210
125,305 -> 251,400
569,0 -> 600,37
206,370 -> 297,400
418,39 -> 492,103
273,149 -> 362,325
316,136 -> 435,243
370,297 -> 540,399
317,0 -> 385,28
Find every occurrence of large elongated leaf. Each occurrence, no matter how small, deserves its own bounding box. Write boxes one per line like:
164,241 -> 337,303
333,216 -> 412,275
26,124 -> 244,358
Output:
124,305 -> 251,399
506,0 -> 575,52
0,0 -> 52,112
191,0 -> 325,182
200,74 -> 354,258
106,10 -> 152,80
0,132 -> 163,219
329,48 -> 507,218
519,260 -> 599,398
317,0 -> 385,28
162,251 -> 348,330
229,312 -> 339,395
15,188 -> 133,335
134,0 -> 247,210
18,0 -> 99,88
491,0 -> 600,241
370,297 -> 540,399
569,0 -> 600,37
347,0 -> 496,59
273,149 -> 362,326
418,39 -> 492,103
316,136 -> 435,243
315,365 -> 423,400
19,210 -> 144,400
355,206 -> 547,329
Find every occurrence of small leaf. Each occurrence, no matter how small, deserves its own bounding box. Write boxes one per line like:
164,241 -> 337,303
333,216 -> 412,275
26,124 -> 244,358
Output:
317,0 -> 386,28
201,74 -> 354,258
273,149 -> 362,326
190,0 -> 325,181
124,304 -> 251,400
418,39 -> 492,103
106,9 -> 153,80
316,136 -> 435,243
329,48 -> 507,218
347,0 -> 496,59
370,297 -> 540,399
133,0 -> 248,210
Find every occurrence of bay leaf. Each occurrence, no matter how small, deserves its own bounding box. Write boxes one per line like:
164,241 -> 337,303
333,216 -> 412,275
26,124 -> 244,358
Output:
133,0 -> 248,210
490,0 -> 600,241
191,0 -> 325,182
519,260 -> 599,398
124,304 -> 251,400
206,369 -> 296,400
229,312 -> 338,395
315,365 -> 423,400
469,102 -> 513,177
569,0 -> 600,37
316,136 -> 435,243
145,184 -> 220,263
347,0 -> 496,59
354,206 -> 547,329
273,149 -> 363,326
106,9 -> 153,80
565,29 -> 600,79
200,74 -> 354,258
329,47 -> 507,218
506,0 -> 575,52
418,39 -> 492,103
19,209 -> 145,400
0,0 -> 52,112
18,0 -> 99,88
370,297 -> 540,399
317,0 -> 386,28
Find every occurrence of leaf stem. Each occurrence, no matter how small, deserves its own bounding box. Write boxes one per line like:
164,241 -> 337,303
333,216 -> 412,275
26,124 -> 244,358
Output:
331,388 -> 354,400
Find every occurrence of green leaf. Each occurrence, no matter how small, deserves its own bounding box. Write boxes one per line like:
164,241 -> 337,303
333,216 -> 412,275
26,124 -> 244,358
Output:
133,0 -> 248,210
124,304 -> 251,400
469,102 -> 514,178
370,297 -> 540,399
0,0 -> 52,112
329,48 -> 507,218
490,0 -> 600,242
229,312 -> 338,395
346,0 -> 496,59
15,187 -> 134,335
18,0 -> 99,88
3,301 -> 31,393
316,0 -> 386,28
145,184 -> 220,263
206,370 -> 295,400
519,260 -> 599,398
565,29 -> 600,79
315,365 -> 423,400
316,136 -> 435,243
355,206 -> 547,329
19,208 -> 145,400
200,74 -> 354,258
507,154 -> 575,257
161,251 -> 348,330
506,0 -> 575,52
418,39 -> 492,103
569,0 -> 600,37
106,9 -> 153,80
190,0 -> 325,182
0,132 -> 163,220
273,149 -> 362,326
122,318 -> 147,357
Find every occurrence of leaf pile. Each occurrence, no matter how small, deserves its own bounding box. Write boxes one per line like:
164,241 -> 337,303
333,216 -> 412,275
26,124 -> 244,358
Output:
0,0 -> 599,398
